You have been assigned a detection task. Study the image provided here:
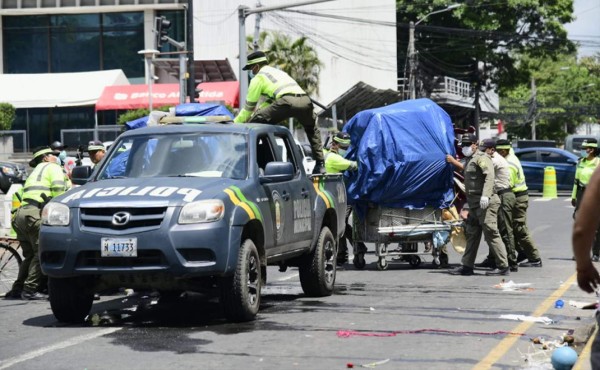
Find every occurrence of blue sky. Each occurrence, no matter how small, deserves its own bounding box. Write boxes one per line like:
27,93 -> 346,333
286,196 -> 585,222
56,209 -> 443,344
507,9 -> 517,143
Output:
564,0 -> 600,57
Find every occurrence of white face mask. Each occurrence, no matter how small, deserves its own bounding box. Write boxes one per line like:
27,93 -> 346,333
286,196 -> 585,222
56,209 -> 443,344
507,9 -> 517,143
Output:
462,146 -> 474,157
248,70 -> 255,79
581,149 -> 588,158
338,149 -> 347,157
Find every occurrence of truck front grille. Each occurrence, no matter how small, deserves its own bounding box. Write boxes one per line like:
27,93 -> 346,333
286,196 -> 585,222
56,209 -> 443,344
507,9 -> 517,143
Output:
80,206 -> 167,234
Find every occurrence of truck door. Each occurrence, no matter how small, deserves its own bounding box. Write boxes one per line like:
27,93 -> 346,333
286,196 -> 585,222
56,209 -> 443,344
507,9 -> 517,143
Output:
256,135 -> 295,256
273,134 -> 315,248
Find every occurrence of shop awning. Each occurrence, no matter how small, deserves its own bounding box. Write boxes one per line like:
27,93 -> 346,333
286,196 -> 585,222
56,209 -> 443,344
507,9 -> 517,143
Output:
196,81 -> 239,108
0,69 -> 129,109
95,83 -> 182,111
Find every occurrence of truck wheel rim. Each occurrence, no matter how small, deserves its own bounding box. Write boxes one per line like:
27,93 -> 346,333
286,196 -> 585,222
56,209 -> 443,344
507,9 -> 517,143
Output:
247,253 -> 259,306
324,238 -> 335,283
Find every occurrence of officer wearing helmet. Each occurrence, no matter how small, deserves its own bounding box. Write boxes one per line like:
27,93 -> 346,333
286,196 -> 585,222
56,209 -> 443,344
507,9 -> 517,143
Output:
50,141 -> 68,166
324,132 -> 365,266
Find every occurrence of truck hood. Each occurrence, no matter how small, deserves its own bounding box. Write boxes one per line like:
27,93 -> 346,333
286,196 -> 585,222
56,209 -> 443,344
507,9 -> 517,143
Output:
55,177 -> 234,207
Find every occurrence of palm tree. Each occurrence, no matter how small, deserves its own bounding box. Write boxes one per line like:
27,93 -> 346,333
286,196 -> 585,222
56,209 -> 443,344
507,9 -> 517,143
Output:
246,31 -> 323,95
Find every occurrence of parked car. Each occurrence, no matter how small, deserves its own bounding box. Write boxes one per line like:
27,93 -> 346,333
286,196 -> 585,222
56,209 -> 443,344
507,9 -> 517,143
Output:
0,161 -> 27,194
514,147 -> 578,191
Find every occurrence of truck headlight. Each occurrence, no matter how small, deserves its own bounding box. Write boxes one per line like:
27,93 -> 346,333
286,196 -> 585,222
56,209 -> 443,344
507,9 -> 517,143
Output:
1,166 -> 15,176
42,202 -> 70,226
178,200 -> 224,224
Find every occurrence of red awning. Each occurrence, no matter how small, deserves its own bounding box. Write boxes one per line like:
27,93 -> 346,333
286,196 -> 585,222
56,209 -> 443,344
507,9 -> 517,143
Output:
196,81 -> 239,108
96,84 -> 182,111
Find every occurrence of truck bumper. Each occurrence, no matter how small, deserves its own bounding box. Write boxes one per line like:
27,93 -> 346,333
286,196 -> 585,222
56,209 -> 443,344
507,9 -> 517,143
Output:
40,218 -> 242,279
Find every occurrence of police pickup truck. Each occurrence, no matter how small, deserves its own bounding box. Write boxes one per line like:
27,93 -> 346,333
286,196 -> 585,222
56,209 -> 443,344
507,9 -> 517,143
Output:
39,119 -> 346,323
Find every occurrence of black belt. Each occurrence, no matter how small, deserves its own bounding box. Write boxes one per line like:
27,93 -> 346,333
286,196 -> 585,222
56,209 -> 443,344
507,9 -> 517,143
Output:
497,188 -> 512,195
281,93 -> 306,98
23,198 -> 43,209
514,190 -> 528,197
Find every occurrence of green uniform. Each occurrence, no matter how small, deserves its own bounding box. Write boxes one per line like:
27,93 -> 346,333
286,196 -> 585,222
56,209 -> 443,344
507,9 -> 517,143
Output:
462,150 -> 508,269
324,148 -> 363,262
491,153 -> 518,269
234,65 -> 324,162
505,151 -> 541,261
12,162 -> 67,294
572,156 -> 600,255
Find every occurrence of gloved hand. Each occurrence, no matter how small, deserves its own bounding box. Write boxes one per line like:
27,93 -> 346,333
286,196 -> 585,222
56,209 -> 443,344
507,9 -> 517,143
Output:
571,198 -> 577,207
480,196 -> 490,210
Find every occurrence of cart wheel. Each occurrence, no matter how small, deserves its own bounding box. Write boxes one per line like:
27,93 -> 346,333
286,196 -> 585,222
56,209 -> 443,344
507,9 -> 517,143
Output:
376,257 -> 388,271
353,253 -> 366,269
408,255 -> 421,268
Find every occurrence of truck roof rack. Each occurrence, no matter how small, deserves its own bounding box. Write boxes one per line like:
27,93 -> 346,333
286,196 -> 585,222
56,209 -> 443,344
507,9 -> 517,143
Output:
159,115 -> 233,125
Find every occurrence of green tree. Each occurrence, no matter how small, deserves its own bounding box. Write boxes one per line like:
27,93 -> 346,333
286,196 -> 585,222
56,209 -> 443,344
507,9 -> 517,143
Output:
247,31 -> 323,95
0,103 -> 16,131
397,0 -> 576,93
500,53 -> 600,142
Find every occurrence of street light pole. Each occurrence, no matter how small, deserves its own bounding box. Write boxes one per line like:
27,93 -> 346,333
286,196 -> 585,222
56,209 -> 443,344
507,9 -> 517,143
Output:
407,4 -> 461,100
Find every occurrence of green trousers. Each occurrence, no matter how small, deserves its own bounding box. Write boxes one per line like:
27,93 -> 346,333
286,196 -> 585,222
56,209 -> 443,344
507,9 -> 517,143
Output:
462,194 -> 508,269
251,95 -> 324,162
498,192 -> 517,268
12,206 -> 44,293
514,194 -> 541,261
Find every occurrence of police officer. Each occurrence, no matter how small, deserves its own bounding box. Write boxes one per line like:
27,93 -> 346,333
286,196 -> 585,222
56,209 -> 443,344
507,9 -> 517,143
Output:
324,132 -> 364,266
572,138 -> 600,260
449,134 -> 509,276
10,146 -> 67,300
234,50 -> 325,174
474,139 -> 519,271
495,139 -> 542,268
88,140 -> 106,166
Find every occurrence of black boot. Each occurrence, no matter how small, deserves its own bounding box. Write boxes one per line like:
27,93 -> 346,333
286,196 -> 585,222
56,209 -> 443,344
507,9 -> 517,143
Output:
312,161 -> 326,175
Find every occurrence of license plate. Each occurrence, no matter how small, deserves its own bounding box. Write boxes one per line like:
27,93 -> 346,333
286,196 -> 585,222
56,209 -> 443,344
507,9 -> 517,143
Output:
101,237 -> 137,257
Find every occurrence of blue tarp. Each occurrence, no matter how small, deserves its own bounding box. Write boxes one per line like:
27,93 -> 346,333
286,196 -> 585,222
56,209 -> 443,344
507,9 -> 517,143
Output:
124,103 -> 233,130
344,98 -> 456,214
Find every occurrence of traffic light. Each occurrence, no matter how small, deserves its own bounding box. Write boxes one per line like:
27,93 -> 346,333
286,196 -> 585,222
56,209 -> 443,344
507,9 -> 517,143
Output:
154,16 -> 171,49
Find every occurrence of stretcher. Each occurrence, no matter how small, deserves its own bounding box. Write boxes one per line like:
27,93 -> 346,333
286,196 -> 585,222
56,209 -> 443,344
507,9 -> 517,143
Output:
351,205 -> 465,270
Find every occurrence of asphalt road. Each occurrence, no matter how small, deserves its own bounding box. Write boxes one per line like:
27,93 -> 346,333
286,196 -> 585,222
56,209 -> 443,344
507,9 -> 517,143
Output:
0,193 -> 596,370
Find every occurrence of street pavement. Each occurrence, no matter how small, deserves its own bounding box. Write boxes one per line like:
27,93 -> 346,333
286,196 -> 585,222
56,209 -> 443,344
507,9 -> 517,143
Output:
0,192 -> 597,369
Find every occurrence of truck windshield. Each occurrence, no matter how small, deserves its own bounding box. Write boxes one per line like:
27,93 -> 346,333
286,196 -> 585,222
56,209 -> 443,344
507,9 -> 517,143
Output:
97,132 -> 248,180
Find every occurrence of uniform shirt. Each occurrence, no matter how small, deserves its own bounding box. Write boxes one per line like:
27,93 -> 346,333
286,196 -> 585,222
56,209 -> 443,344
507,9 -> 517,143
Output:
464,150 -> 495,203
572,156 -> 600,199
22,162 -> 67,206
490,152 -> 510,192
504,151 -> 528,192
234,66 -> 306,124
324,149 -> 357,174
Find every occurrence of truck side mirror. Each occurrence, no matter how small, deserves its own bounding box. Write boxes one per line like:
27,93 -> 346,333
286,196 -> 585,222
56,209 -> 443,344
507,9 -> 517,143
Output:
260,162 -> 294,184
71,166 -> 93,185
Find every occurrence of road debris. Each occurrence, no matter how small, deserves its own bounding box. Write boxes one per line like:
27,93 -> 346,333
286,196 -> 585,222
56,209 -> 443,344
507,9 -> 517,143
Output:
499,314 -> 553,324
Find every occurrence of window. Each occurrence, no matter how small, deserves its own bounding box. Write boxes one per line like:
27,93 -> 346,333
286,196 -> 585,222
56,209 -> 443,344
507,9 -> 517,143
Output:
275,134 -> 299,173
516,151 -> 537,162
256,136 -> 276,172
541,151 -> 569,164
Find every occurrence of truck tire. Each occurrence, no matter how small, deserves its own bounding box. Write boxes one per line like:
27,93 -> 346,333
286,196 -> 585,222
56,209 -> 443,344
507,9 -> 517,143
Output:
299,226 -> 336,297
49,277 -> 94,324
220,239 -> 261,322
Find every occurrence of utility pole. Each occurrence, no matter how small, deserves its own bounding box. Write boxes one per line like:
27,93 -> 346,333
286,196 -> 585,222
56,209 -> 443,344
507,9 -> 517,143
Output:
186,0 -> 195,103
238,0 -> 335,109
531,77 -> 537,140
408,21 -> 416,100
473,60 -> 480,138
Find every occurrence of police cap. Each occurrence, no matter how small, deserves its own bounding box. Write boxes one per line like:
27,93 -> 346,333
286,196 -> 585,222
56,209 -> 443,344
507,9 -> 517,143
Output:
460,133 -> 478,146
333,132 -> 351,148
242,51 -> 268,70
582,138 -> 598,148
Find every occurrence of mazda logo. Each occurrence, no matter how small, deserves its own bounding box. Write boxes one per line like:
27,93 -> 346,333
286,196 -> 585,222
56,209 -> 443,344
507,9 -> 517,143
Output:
112,212 -> 131,226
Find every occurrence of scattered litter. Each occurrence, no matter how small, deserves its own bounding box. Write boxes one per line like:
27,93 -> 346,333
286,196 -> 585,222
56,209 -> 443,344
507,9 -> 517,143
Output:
369,307 -> 375,311
499,314 -> 553,324
554,299 -> 564,309
360,359 -> 389,368
494,280 -> 533,292
568,300 -> 598,309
